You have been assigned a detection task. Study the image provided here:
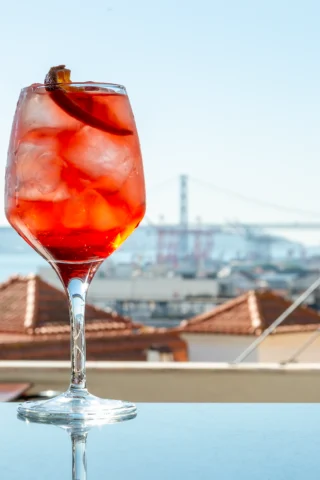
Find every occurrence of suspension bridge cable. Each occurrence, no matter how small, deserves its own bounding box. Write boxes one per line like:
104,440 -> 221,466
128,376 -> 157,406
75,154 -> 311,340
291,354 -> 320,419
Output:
146,176 -> 178,195
190,176 -> 320,218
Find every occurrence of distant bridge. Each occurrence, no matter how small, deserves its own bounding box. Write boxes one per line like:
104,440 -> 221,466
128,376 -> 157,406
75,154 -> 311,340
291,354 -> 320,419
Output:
217,223 -> 320,230
143,221 -> 320,231
147,175 -> 320,233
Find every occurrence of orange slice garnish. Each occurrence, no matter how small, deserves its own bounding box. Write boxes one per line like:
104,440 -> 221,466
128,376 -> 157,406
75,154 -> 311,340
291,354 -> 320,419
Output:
44,65 -> 132,136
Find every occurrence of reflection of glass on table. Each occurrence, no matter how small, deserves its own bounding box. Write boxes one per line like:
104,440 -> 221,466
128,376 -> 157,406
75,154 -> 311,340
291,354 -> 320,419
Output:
18,411 -> 136,480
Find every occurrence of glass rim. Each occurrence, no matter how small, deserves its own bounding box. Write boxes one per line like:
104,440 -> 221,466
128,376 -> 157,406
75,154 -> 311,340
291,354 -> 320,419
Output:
22,82 -> 127,95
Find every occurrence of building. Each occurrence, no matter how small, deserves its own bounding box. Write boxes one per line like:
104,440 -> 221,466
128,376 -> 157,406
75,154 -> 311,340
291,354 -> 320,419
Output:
179,290 -> 320,363
256,273 -> 293,297
38,268 -> 219,302
38,267 -> 219,322
0,274 -> 187,361
217,266 -> 256,297
290,270 -> 320,307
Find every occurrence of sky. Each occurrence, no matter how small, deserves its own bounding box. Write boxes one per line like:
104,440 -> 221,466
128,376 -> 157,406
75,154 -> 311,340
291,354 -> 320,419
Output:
1,0 -> 320,243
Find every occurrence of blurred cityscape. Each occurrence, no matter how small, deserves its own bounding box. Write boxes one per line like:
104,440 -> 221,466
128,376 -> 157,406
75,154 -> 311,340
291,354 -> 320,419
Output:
2,174 -> 320,371
32,175 -> 320,321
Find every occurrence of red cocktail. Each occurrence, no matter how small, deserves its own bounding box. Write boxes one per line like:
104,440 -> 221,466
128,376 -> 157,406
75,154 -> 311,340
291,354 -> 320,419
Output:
5,66 -> 145,422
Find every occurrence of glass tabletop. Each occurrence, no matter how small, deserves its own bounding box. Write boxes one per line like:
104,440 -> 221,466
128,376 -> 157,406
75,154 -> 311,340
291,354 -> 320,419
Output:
1,403 -> 320,479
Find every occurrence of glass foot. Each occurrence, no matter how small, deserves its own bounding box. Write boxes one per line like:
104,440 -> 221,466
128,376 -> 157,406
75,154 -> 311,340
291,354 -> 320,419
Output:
17,388 -> 137,424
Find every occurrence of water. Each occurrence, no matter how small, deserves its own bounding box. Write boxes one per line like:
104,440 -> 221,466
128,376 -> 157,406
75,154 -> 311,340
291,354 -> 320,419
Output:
0,252 -> 47,282
0,227 -> 47,282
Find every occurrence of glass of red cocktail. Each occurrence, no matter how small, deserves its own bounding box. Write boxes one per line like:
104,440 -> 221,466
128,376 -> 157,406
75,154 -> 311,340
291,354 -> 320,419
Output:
5,66 -> 145,422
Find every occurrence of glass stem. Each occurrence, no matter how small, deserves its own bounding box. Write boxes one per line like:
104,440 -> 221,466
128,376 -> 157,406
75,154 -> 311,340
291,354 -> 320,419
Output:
71,432 -> 87,480
67,278 -> 89,391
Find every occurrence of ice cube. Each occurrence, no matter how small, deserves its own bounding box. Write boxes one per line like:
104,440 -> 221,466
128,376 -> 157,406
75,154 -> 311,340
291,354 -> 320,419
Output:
15,135 -> 70,202
20,89 -> 82,134
19,182 -> 70,202
20,203 -> 57,232
62,195 -> 88,229
61,189 -> 128,231
118,162 -> 145,210
65,126 -> 133,191
88,190 -> 128,231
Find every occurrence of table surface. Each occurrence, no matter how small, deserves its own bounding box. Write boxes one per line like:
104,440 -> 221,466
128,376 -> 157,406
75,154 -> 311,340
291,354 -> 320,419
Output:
1,403 -> 320,479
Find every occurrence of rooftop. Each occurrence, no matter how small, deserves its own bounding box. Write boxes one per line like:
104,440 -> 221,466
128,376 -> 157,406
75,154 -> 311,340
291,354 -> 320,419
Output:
0,274 -> 136,336
180,289 -> 320,335
0,275 -> 187,361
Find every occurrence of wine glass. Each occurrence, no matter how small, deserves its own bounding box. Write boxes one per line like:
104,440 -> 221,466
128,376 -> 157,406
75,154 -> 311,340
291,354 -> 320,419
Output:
5,68 -> 146,422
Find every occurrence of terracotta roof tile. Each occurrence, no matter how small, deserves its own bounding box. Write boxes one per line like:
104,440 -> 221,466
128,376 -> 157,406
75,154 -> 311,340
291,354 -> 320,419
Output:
0,274 -> 135,335
0,274 -> 188,361
180,289 -> 320,335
